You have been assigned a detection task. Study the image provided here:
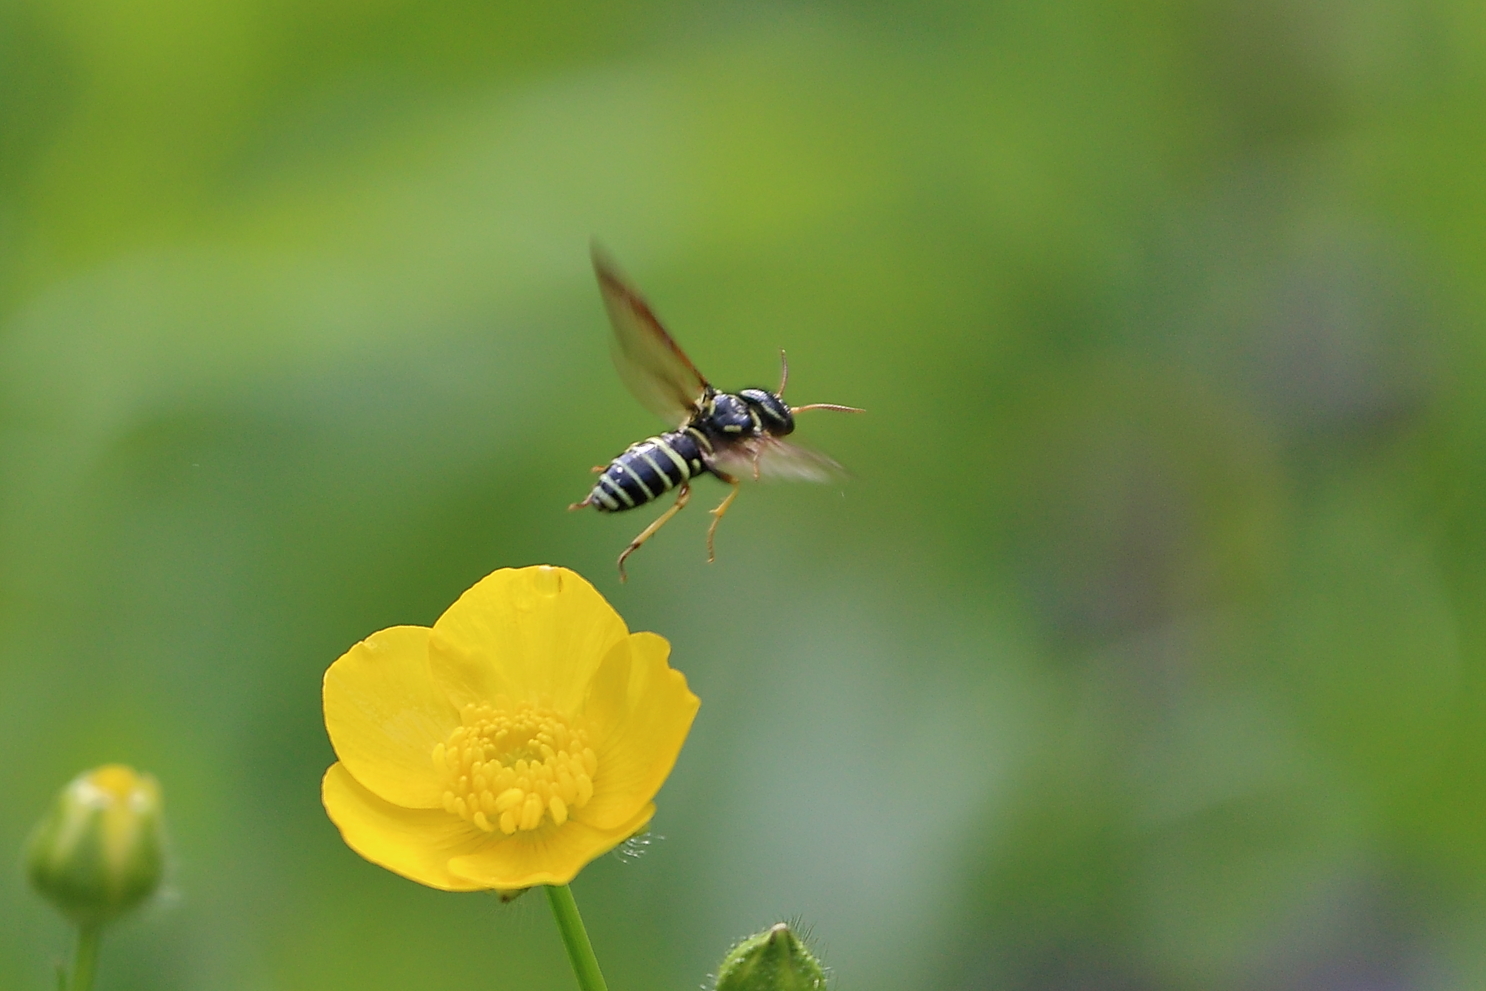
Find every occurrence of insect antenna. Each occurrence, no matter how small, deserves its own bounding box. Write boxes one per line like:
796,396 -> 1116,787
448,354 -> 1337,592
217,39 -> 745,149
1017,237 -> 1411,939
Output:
790,403 -> 865,414
778,350 -> 863,413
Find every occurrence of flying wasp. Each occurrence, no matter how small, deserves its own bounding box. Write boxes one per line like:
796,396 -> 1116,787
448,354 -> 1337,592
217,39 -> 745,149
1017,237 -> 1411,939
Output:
571,245 -> 863,580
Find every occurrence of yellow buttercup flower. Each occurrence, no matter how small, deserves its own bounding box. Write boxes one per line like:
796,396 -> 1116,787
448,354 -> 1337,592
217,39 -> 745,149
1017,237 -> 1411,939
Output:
321,565 -> 699,890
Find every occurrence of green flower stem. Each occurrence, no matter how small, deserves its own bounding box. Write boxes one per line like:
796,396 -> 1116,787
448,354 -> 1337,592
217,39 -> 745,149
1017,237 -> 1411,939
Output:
545,884 -> 609,991
70,925 -> 101,991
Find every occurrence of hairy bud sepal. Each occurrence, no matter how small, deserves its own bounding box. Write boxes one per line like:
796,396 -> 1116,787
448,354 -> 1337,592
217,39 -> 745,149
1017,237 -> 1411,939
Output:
26,765 -> 166,927
714,922 -> 828,991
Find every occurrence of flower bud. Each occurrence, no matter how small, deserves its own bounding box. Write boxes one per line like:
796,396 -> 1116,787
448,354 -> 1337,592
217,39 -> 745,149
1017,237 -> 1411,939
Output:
714,923 -> 828,991
26,765 -> 166,926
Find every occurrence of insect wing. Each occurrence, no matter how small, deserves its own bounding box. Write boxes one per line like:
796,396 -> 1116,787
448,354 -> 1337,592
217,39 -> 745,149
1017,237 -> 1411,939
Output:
592,245 -> 709,424
711,435 -> 848,483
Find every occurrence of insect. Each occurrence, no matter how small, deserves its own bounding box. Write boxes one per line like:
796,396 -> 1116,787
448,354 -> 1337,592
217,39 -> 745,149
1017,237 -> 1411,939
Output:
571,245 -> 863,580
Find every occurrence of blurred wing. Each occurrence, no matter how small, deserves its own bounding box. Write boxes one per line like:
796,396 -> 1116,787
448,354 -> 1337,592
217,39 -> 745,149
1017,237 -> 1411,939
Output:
710,436 -> 848,483
592,244 -> 709,424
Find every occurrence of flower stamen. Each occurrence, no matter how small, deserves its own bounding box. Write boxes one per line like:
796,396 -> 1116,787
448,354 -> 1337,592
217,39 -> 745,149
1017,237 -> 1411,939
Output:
436,701 -> 596,834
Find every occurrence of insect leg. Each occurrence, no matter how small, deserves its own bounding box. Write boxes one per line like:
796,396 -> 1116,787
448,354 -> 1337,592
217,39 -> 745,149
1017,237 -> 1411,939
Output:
707,472 -> 741,563
617,482 -> 691,582
569,465 -> 615,509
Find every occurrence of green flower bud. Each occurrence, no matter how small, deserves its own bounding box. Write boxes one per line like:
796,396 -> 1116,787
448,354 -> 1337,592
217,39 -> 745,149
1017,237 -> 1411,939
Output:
26,765 -> 166,926
715,923 -> 828,991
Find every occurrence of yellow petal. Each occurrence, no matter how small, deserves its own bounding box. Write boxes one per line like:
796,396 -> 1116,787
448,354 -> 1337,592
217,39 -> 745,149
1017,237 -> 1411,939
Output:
446,803 -> 655,889
577,632 -> 699,830
321,764 -> 490,892
323,626 -> 460,809
428,567 -> 628,713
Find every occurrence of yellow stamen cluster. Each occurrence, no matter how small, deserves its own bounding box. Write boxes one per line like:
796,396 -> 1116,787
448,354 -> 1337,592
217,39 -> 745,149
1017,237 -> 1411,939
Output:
433,700 -> 597,835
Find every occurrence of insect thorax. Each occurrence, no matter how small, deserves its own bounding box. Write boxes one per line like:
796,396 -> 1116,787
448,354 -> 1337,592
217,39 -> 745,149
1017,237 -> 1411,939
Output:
696,389 -> 795,440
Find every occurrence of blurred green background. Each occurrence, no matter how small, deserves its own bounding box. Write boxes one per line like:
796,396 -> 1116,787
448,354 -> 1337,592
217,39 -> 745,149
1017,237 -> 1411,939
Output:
3,0 -> 1485,987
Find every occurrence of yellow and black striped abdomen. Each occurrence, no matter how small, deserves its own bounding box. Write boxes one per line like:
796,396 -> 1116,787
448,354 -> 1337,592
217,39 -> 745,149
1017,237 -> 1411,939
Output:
586,428 -> 712,512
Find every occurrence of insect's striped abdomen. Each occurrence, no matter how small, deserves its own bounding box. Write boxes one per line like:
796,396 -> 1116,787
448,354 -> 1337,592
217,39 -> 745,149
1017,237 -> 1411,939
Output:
587,429 -> 711,512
